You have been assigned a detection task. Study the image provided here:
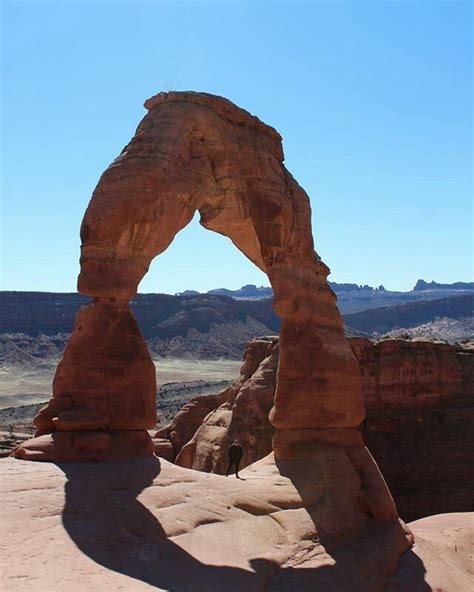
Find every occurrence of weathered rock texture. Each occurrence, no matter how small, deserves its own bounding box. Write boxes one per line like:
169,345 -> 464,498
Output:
76,91 -> 365,436
169,337 -> 278,472
13,300 -> 156,461
2,457 -> 473,592
14,91 -> 366,462
355,339 -> 474,521
351,337 -> 472,408
11,93 -> 408,570
0,457 -> 416,592
158,336 -> 474,521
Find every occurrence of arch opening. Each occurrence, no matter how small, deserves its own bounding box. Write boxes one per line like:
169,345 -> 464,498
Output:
130,214 -> 274,416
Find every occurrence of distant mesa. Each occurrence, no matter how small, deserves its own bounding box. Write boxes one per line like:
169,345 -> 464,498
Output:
413,279 -> 474,291
175,282 -> 389,300
175,279 -> 474,300
1,289 -> 473,360
175,290 -> 200,296
207,284 -> 273,299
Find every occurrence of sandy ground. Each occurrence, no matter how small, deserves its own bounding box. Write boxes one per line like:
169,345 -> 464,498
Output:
0,358 -> 241,409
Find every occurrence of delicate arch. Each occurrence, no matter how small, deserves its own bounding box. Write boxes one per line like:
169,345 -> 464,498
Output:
15,92 -> 365,462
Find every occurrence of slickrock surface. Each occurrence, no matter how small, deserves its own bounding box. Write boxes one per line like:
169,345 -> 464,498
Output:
1,457 -> 472,592
390,512 -> 474,591
159,337 -> 474,521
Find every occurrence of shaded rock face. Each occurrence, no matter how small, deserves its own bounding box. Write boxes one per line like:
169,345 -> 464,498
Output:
351,338 -> 470,408
14,91 -> 367,462
160,337 -> 474,521
37,301 -> 157,433
354,339 -> 474,521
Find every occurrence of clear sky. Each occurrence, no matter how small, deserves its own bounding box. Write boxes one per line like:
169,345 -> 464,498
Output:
1,0 -> 472,294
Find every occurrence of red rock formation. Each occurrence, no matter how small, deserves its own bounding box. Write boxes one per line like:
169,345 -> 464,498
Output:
173,337 -> 278,471
355,339 -> 474,521
351,337 -> 468,408
14,91 -> 366,462
154,391 -> 225,460
14,300 -> 156,461
13,93 -> 404,566
76,91 -> 365,439
169,336 -> 473,521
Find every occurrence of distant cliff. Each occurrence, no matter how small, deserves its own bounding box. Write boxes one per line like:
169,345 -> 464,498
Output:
1,291 -> 473,360
189,281 -> 474,314
205,282 -> 387,299
343,294 -> 473,335
413,279 -> 474,291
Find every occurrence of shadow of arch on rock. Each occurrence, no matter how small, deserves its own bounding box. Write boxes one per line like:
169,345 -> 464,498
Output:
59,458 -> 259,591
58,457 -> 430,592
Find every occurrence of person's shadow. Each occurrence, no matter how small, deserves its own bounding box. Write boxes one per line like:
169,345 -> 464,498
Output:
58,457 -> 431,591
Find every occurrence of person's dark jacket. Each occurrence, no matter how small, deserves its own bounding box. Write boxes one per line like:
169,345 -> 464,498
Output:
228,443 -> 243,462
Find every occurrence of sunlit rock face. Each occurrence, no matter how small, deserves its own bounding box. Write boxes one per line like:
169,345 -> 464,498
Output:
168,337 -> 279,472
10,91 -> 415,581
14,91 -> 366,462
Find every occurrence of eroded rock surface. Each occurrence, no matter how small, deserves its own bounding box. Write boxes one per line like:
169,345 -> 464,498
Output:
11,92 -> 406,573
1,456 -> 414,592
14,91 -> 366,463
77,91 -> 364,437
153,337 -> 277,471
2,458 -> 472,592
351,337 -> 471,408
14,300 -> 156,461
161,336 -> 474,521
358,340 -> 474,521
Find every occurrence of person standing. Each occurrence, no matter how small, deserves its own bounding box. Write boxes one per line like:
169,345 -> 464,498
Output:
226,439 -> 243,478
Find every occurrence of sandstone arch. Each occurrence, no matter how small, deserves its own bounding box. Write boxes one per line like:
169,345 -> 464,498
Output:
15,92 -> 368,466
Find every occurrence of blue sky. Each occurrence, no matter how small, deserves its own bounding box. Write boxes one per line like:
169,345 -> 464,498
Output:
1,0 -> 472,294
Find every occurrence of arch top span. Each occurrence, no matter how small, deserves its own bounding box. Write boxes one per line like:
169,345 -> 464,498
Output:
78,90 -> 317,301
144,91 -> 283,145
